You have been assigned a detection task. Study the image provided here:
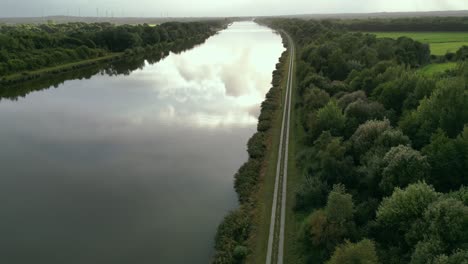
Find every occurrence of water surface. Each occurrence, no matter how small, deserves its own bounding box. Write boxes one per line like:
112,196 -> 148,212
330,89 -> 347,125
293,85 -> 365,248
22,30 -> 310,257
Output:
0,21 -> 284,263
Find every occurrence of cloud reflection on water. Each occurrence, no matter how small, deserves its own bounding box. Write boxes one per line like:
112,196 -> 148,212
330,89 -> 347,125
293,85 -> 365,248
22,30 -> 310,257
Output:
0,21 -> 285,264
120,22 -> 284,127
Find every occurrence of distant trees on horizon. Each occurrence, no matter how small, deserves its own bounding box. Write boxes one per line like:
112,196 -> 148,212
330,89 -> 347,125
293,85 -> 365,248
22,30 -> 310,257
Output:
0,21 -> 225,77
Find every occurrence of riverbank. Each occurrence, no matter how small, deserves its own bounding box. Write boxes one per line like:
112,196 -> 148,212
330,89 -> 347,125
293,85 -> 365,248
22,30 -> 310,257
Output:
0,32 -> 222,88
212,33 -> 290,263
0,22 -> 227,87
0,54 -> 123,85
248,34 -> 292,264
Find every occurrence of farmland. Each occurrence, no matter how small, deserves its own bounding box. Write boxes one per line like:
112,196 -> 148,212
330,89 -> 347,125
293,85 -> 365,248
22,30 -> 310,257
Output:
372,32 -> 468,55
418,62 -> 457,76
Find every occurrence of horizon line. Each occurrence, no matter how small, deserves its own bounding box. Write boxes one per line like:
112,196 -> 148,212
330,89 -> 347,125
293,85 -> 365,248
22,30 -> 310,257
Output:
1,9 -> 468,19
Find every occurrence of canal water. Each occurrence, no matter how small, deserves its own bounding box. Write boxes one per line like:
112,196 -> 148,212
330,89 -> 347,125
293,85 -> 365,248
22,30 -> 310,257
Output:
0,21 -> 284,263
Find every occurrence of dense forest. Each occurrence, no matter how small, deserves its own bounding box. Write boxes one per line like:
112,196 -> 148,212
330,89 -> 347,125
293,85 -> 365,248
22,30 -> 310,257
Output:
259,18 -> 468,264
0,20 -> 226,78
213,17 -> 468,264
0,33 -> 211,100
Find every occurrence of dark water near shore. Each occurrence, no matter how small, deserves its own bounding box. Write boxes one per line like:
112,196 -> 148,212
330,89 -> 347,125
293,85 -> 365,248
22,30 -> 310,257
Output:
0,21 -> 284,264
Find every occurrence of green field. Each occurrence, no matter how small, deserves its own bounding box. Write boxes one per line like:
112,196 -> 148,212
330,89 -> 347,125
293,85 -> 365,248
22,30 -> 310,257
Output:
372,32 -> 468,55
418,62 -> 457,76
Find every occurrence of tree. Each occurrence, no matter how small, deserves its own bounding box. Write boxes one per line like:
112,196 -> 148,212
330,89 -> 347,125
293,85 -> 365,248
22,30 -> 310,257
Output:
233,245 -> 248,262
422,129 -> 467,192
448,186 -> 468,206
350,119 -> 391,158
311,100 -> 345,139
298,73 -> 331,96
348,68 -> 376,94
337,90 -> 367,110
328,49 -> 349,80
432,249 -> 468,264
142,25 -> 161,45
157,27 -> 170,42
394,37 -> 430,67
304,185 -> 356,251
377,182 -> 439,230
372,72 -> 425,115
355,130 -> 411,198
403,77 -> 437,111
309,132 -> 355,186
410,239 -> 445,264
400,78 -> 468,148
379,145 -> 430,194
234,159 -> 261,203
455,45 -> 468,61
328,81 -> 350,95
423,198 -> 468,248
374,129 -> 411,150
246,132 -> 265,159
357,46 -> 379,67
376,182 -> 439,253
326,184 -> 354,224
295,176 -> 328,211
7,59 -> 27,72
409,198 -> 468,264
344,99 -> 386,136
326,239 -> 380,264
303,87 -> 330,111
213,208 -> 251,263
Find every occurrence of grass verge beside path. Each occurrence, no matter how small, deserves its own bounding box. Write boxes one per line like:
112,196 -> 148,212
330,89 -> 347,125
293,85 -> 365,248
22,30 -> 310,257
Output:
247,43 -> 290,264
283,37 -> 308,264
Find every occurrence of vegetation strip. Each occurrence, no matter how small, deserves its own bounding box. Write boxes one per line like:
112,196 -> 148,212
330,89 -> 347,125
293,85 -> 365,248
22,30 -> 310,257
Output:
0,21 -> 227,85
212,32 -> 291,264
1,54 -> 122,84
262,17 -> 468,264
278,32 -> 294,264
265,31 -> 294,264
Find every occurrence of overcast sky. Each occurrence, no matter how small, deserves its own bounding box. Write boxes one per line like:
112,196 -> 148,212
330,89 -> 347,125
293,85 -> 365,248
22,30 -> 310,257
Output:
1,0 -> 468,17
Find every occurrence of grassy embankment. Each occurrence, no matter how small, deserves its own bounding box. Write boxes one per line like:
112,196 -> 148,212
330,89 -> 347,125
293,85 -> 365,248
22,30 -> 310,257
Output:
247,39 -> 291,264
279,36 -> 321,264
372,32 -> 468,55
1,53 -> 123,85
247,32 -> 306,264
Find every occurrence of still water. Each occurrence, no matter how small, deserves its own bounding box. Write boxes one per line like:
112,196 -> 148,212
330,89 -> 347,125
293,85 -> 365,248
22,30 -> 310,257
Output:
0,21 -> 284,263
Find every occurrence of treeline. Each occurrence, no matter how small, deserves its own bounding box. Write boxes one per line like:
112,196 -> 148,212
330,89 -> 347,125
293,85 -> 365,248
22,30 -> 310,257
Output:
0,21 -> 226,77
263,18 -> 467,264
0,36 -> 205,100
341,17 -> 468,32
212,42 -> 289,263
